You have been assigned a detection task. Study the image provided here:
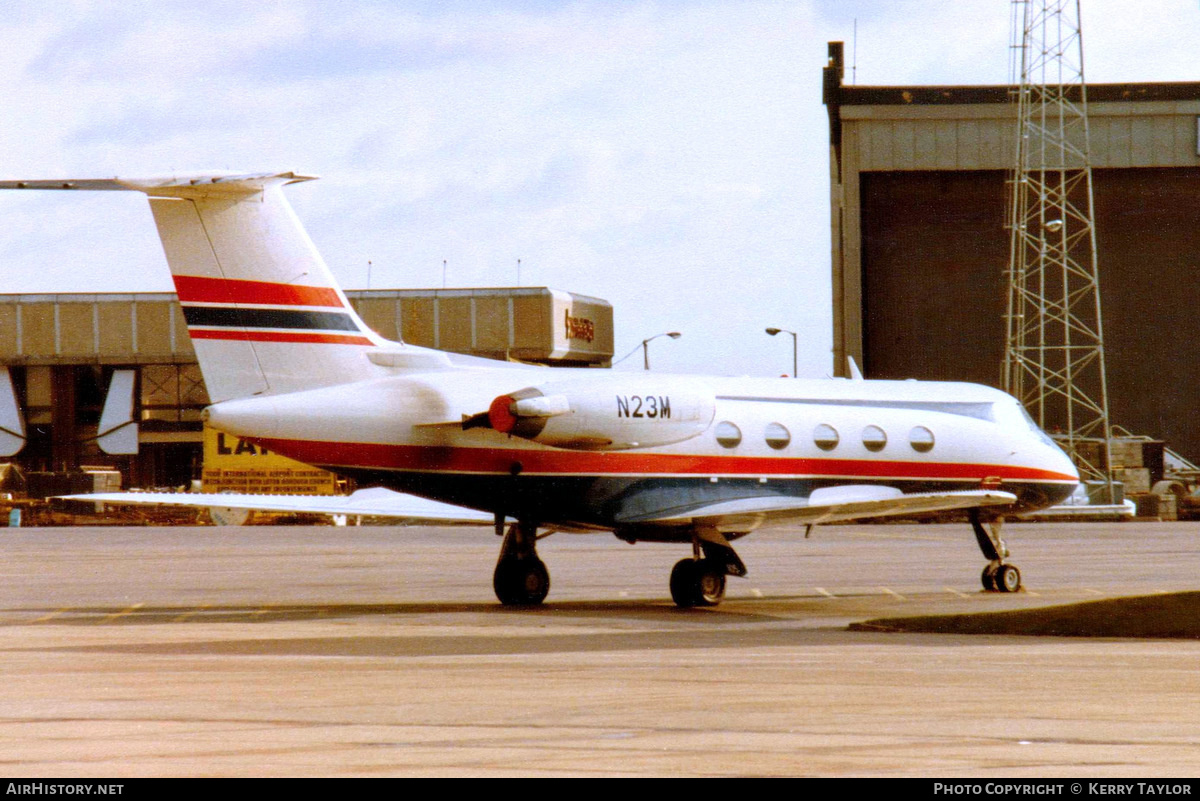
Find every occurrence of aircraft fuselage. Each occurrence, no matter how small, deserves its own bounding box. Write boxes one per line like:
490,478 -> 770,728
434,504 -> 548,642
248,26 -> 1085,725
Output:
204,362 -> 1079,539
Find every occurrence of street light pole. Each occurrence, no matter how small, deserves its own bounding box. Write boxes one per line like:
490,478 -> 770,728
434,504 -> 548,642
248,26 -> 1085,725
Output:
642,331 -> 682,370
613,331 -> 682,370
765,327 -> 797,378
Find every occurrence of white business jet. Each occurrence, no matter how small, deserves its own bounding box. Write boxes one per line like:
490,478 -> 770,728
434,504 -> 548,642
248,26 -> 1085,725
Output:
0,173 -> 1078,607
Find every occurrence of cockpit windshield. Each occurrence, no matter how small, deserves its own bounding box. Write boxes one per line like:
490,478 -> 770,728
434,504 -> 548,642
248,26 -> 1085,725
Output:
999,397 -> 1058,447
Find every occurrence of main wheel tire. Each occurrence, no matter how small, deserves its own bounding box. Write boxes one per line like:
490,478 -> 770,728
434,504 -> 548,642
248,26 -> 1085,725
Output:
996,563 -> 1021,593
493,559 -> 550,606
670,559 -> 699,608
693,559 -> 726,607
981,562 -> 1000,591
669,558 -> 727,608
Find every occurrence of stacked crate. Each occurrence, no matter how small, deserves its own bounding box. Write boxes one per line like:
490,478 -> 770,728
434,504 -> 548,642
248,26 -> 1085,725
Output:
1111,440 -> 1154,495
1109,438 -> 1170,519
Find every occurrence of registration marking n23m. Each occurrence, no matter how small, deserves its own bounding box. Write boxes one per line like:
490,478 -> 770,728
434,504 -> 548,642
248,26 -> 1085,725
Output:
616,395 -> 671,419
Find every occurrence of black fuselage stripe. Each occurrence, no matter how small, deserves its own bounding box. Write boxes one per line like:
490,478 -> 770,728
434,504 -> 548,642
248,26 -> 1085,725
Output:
181,306 -> 361,331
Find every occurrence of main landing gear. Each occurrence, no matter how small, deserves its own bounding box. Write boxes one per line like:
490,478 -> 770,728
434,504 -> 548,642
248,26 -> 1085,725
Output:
670,528 -> 748,609
970,510 -> 1022,593
493,518 -> 550,606
670,558 -> 726,607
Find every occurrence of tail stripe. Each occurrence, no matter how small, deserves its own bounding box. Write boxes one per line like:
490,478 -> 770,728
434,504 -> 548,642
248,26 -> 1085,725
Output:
172,273 -> 374,348
172,275 -> 344,308
189,330 -> 375,346
181,306 -> 361,331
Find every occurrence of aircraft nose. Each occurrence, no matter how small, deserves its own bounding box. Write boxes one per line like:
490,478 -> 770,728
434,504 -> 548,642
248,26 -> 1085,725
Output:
1028,436 -> 1078,482
1004,437 -> 1078,509
1009,436 -> 1074,473
1050,440 -> 1080,480
1038,438 -> 1080,503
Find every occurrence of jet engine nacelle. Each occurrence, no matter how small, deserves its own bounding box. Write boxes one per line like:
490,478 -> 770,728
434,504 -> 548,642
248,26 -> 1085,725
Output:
485,376 -> 716,451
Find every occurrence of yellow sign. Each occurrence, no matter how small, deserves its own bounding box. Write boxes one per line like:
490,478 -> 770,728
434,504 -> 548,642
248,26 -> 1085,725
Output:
201,426 -> 338,495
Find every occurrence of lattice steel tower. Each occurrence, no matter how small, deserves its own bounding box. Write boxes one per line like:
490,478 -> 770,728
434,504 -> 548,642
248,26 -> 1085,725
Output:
1003,0 -> 1114,491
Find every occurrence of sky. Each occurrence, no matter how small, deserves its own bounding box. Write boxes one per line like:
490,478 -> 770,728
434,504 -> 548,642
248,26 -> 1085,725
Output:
1,0 -> 1198,378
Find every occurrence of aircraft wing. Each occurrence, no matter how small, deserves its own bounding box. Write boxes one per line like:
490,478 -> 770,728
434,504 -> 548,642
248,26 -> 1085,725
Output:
60,486 -> 494,525
620,486 -> 1019,529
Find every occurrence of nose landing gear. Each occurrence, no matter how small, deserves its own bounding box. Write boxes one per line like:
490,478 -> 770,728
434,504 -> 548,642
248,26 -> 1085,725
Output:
971,510 -> 1022,593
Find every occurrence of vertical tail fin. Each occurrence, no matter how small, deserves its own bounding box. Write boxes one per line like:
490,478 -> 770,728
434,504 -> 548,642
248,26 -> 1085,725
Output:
0,173 -> 389,402
141,174 -> 385,401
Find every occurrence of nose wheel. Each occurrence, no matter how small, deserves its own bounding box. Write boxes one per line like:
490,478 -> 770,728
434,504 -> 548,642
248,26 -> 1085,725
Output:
981,561 -> 1021,593
971,511 -> 1022,593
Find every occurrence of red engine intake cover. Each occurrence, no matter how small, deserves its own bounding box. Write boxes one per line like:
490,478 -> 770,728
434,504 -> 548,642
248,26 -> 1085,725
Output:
488,394 -> 518,433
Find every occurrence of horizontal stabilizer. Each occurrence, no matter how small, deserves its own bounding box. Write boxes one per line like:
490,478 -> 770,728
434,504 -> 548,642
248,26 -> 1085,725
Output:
0,172 -> 317,197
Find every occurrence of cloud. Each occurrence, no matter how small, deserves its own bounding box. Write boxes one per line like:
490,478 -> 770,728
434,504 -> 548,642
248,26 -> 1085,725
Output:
2,1 -> 1196,377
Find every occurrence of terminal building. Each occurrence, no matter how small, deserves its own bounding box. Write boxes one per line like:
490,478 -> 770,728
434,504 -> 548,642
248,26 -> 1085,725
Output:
823,41 -> 1200,463
0,287 -> 612,490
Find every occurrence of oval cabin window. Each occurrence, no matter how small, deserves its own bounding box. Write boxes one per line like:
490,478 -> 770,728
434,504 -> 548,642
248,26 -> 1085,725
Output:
715,421 -> 742,449
909,426 -> 935,453
764,422 -> 791,450
813,424 -> 839,451
862,425 -> 887,452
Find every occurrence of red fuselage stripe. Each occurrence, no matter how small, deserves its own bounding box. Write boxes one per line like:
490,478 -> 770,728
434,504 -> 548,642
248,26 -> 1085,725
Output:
253,437 -> 1078,481
189,330 -> 375,346
173,275 -> 344,308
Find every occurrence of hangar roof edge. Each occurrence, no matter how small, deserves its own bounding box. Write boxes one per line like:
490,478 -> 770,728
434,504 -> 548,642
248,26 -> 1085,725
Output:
834,82 -> 1200,107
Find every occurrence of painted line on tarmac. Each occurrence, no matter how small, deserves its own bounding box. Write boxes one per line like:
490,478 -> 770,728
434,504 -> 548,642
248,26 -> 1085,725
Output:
30,608 -> 68,624
100,603 -> 144,624
172,603 -> 211,623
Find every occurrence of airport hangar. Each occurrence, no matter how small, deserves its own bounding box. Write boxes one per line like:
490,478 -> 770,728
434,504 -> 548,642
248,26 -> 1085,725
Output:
823,41 -> 1200,467
0,288 -> 612,492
